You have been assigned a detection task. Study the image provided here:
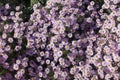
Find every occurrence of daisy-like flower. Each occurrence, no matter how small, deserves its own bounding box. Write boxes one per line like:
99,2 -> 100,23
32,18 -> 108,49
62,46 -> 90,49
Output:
13,64 -> 19,70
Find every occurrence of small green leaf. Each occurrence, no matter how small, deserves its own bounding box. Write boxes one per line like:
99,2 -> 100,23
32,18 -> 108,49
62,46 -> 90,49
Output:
30,0 -> 39,6
0,65 -> 7,76
62,50 -> 70,58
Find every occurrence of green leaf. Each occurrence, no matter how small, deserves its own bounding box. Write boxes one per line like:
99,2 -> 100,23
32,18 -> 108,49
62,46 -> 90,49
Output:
62,50 -> 70,58
31,0 -> 47,7
30,0 -> 39,6
0,65 -> 8,76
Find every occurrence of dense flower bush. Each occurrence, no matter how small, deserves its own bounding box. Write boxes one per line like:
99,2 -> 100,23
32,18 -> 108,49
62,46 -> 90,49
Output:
0,0 -> 120,80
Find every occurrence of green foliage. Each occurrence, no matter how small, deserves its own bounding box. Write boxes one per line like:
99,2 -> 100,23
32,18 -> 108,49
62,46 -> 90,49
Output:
39,0 -> 47,6
0,65 -> 7,76
30,0 -> 39,6
31,0 -> 47,6
48,71 -> 57,80
62,50 -> 70,58
0,0 -> 47,22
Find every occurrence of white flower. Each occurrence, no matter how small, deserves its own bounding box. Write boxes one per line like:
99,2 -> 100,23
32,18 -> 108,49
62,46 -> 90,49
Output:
22,62 -> 28,68
117,17 -> 120,21
8,37 -> 13,43
53,72 -> 58,79
15,46 -> 21,51
113,0 -> 119,4
103,46 -> 110,54
15,74 -> 20,79
5,3 -> 10,9
50,61 -> 55,67
90,1 -> 95,5
38,72 -> 43,77
68,33 -> 73,38
10,11 -> 15,16
36,57 -> 41,62
112,53 -> 120,62
2,33 -> 7,39
33,4 -> 38,10
117,43 -> 120,49
51,20 -> 65,34
16,6 -> 20,11
40,51 -> 45,56
117,24 -> 120,29
4,24 -> 9,29
26,38 -> 34,48
45,68 -> 50,74
46,59 -> 50,64
105,74 -> 112,80
87,5 -> 94,11
13,64 -> 19,70
116,29 -> 120,37
86,17 -> 93,23
111,27 -> 117,33
5,45 -> 11,51
16,59 -> 21,65
20,69 -> 25,74
46,1 -> 52,8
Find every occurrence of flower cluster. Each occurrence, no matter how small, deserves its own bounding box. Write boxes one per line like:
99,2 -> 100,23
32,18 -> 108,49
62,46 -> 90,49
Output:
0,0 -> 120,80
